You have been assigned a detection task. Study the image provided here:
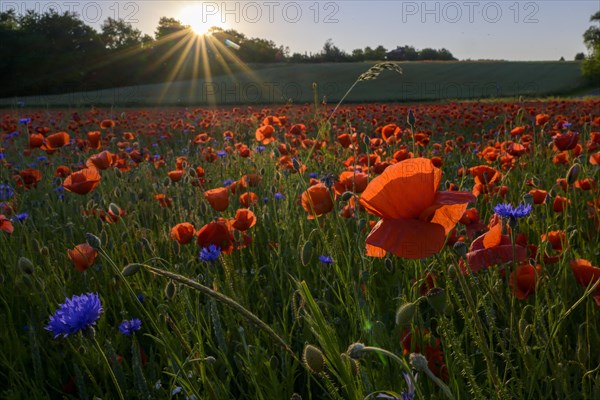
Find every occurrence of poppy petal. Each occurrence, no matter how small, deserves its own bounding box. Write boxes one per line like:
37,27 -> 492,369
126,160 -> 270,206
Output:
365,218 -> 446,259
483,223 -> 502,249
360,158 -> 441,219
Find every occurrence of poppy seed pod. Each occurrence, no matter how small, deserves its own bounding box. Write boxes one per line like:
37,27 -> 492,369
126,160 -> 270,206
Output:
566,163 -> 580,185
426,288 -> 448,314
409,353 -> 429,371
395,302 -> 417,326
122,263 -> 143,277
302,344 -> 325,374
86,232 -> 102,250
453,241 -> 467,258
346,342 -> 366,360
18,257 -> 34,274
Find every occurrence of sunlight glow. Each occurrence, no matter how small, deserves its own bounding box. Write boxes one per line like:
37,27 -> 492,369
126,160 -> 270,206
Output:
179,5 -> 227,36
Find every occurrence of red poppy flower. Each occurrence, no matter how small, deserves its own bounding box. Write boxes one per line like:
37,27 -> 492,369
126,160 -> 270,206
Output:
255,125 -> 276,144
16,168 -> 42,189
359,158 -> 475,259
553,196 -> 569,213
465,223 -> 527,273
86,151 -> 116,170
333,171 -> 369,196
337,133 -> 352,148
68,243 -> 98,272
155,194 -> 173,208
167,170 -> 184,182
63,168 -> 101,195
204,187 -> 229,211
196,220 -> 235,254
510,262 -> 541,300
43,131 -> 70,149
99,119 -> 116,129
528,189 -> 548,204
569,259 -> 600,306
88,131 -> 101,149
55,165 -> 71,178
535,114 -> 550,126
29,133 -> 44,148
170,223 -> 196,244
401,328 -> 448,381
0,215 -> 14,234
239,192 -> 258,207
301,183 -> 334,219
232,208 -> 257,231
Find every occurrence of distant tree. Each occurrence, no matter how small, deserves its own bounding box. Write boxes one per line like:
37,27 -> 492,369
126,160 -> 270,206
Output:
239,38 -> 279,63
582,11 -> 600,83
575,52 -> 585,60
101,17 -> 144,50
559,56 -> 565,61
321,39 -> 348,62
155,17 -> 188,40
351,48 -> 365,61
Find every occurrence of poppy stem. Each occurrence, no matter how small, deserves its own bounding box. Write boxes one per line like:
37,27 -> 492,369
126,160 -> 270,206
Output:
142,264 -> 298,361
92,336 -> 125,400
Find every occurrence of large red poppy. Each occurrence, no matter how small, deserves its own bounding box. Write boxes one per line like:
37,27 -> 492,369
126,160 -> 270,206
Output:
569,259 -> 600,306
63,168 -> 101,195
359,158 -> 475,259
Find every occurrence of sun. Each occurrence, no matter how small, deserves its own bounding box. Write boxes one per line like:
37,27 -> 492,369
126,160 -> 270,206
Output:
179,5 -> 227,36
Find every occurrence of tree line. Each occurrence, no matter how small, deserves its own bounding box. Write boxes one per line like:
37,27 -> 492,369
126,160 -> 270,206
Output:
0,9 -> 459,98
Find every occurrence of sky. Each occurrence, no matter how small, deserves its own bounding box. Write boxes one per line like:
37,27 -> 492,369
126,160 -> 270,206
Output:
4,0 -> 599,60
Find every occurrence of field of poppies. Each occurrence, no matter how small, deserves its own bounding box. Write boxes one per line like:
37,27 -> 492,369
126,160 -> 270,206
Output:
1,96 -> 599,399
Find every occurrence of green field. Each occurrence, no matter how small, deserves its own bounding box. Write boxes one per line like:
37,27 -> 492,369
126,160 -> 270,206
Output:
0,61 -> 590,107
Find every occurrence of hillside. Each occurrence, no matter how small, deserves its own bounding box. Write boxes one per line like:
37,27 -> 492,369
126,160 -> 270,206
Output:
0,61 -> 588,107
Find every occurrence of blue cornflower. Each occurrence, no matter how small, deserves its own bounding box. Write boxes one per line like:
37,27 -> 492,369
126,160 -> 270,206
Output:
493,203 -> 532,220
309,172 -> 319,179
319,255 -> 334,265
7,131 -> 19,139
255,145 -> 265,152
37,156 -> 47,162
172,387 -> 182,395
217,151 -> 227,158
223,179 -> 235,186
0,153 -> 5,159
12,212 -> 28,222
0,184 -> 14,201
376,372 -> 417,400
118,318 -> 142,336
19,117 -> 31,124
45,293 -> 103,339
199,245 -> 221,262
274,192 -> 285,200
136,294 -> 145,303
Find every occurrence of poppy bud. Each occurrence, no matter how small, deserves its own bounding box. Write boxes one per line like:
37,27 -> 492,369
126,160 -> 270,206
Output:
341,191 -> 354,201
188,168 -> 196,177
426,288 -> 448,314
384,258 -> 393,272
163,177 -> 170,187
272,147 -> 280,157
407,110 -> 416,126
292,158 -> 301,172
453,241 -> 467,257
204,356 -> 216,364
341,352 -> 361,376
409,353 -> 428,371
86,232 -> 102,250
18,257 -> 34,274
346,342 -> 366,360
395,302 -> 417,326
108,202 -> 121,216
40,246 -> 50,256
122,263 -> 143,277
302,344 -> 325,374
566,163 -> 580,185
164,280 -> 177,300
